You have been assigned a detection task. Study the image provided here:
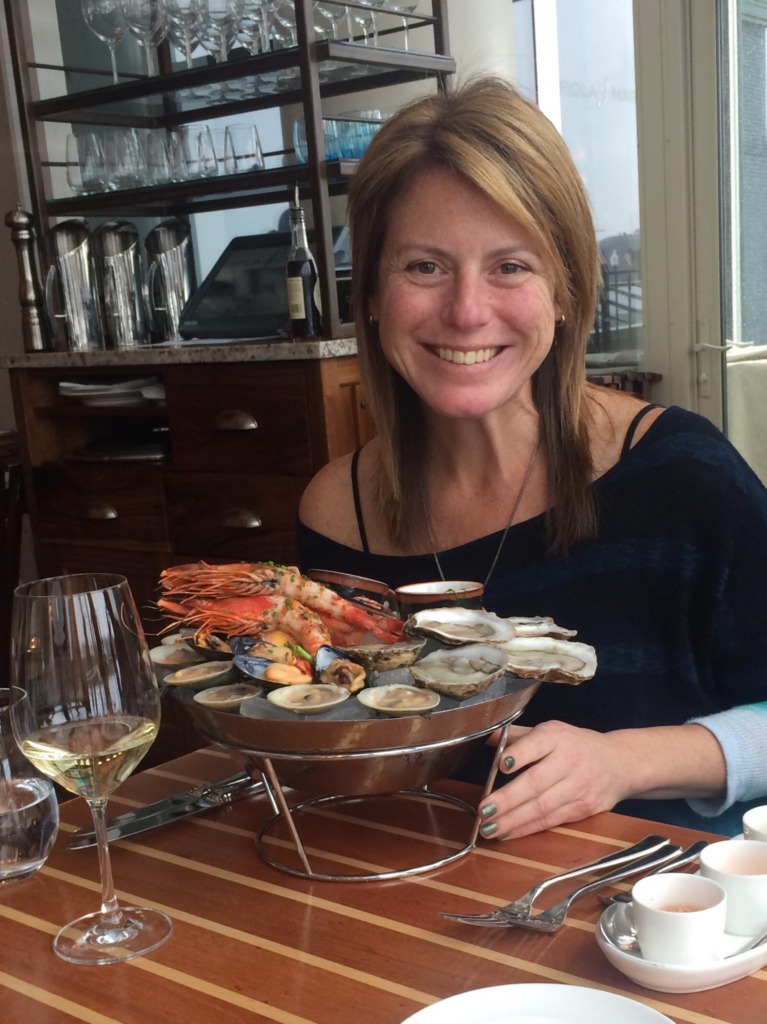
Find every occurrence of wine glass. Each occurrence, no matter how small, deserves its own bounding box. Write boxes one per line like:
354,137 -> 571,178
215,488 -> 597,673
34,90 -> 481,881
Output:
10,574 -> 172,965
121,0 -> 168,75
200,0 -> 244,62
164,0 -> 209,68
81,0 -> 127,83
390,0 -> 417,50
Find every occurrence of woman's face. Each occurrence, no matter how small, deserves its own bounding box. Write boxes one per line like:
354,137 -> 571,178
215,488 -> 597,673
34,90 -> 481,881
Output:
370,166 -> 561,421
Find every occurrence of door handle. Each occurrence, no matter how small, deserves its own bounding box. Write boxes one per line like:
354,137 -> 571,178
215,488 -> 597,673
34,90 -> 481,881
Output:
213,410 -> 258,431
220,509 -> 262,529
80,502 -> 118,520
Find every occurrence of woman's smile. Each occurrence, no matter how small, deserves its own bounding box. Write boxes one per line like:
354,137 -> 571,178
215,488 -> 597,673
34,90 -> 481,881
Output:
433,346 -> 502,365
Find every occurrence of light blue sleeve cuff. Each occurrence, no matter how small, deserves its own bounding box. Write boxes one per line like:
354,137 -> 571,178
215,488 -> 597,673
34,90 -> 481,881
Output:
686,703 -> 767,817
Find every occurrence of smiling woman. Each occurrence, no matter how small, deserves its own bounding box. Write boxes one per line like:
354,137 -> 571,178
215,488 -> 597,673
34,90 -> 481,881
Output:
297,76 -> 767,843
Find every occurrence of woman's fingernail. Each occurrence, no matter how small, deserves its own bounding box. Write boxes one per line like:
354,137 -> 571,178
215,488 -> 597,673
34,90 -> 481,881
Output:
480,803 -> 497,819
481,822 -> 498,837
503,756 -> 515,771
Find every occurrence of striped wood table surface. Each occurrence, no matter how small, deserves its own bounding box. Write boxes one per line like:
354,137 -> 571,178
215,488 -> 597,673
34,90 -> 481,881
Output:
0,747 -> 761,1024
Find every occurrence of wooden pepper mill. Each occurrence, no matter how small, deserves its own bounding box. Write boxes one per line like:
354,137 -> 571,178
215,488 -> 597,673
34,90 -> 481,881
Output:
4,205 -> 50,352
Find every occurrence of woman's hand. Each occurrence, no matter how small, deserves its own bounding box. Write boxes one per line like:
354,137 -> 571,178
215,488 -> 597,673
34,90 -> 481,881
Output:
477,720 -> 726,840
478,721 -> 631,840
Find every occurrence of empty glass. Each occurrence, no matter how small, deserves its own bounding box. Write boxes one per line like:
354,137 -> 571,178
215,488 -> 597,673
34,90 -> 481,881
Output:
200,0 -> 245,61
179,126 -> 218,177
391,0 -> 418,50
122,0 -> 168,75
0,688 -> 59,887
81,0 -> 126,83
165,0 -> 209,67
224,123 -> 264,173
66,132 -> 108,195
146,128 -> 174,184
103,127 -> 145,189
293,116 -> 340,163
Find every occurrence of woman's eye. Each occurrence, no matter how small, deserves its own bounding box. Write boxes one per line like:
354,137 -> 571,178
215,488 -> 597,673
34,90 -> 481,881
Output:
498,262 -> 523,275
409,261 -> 439,275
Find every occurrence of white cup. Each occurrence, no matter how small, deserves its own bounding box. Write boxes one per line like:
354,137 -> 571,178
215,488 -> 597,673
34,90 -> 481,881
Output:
700,838 -> 767,935
631,872 -> 727,964
743,805 -> 767,843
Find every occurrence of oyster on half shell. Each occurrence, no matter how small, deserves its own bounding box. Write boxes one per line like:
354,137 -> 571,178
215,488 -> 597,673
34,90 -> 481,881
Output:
406,607 -> 517,645
409,643 -> 509,699
506,616 -> 577,639
499,637 -> 597,684
340,636 -> 427,673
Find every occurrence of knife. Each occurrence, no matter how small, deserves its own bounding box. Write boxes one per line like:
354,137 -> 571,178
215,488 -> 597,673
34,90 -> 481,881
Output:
68,771 -> 265,848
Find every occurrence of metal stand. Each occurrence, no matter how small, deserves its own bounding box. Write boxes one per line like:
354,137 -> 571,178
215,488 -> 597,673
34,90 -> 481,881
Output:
249,722 -> 512,882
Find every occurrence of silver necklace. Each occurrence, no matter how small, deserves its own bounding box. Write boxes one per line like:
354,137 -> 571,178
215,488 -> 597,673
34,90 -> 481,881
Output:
421,435 -> 541,587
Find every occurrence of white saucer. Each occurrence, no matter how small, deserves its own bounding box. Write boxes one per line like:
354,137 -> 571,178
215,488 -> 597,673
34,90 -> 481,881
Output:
596,900 -> 767,993
399,983 -> 673,1023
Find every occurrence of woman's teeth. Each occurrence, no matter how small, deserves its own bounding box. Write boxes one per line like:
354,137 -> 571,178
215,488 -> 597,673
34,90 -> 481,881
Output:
435,347 -> 499,365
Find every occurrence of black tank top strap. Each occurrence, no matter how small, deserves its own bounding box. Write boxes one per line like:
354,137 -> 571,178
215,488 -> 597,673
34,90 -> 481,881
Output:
350,447 -> 370,553
620,403 -> 664,460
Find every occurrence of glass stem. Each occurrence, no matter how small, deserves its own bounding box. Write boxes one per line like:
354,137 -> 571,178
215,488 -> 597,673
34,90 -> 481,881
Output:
401,15 -> 409,50
89,797 -> 122,927
109,44 -> 119,84
185,32 -> 193,68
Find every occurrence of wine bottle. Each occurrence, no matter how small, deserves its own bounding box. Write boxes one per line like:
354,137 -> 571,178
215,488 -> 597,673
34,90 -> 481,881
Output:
286,185 -> 322,339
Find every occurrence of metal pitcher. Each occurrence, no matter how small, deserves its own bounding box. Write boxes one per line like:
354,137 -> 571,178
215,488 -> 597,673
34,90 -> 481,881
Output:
92,220 -> 148,349
144,217 -> 195,342
44,219 -> 104,351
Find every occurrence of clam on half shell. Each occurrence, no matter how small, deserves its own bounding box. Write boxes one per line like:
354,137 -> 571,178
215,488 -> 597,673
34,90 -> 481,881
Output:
406,607 -> 517,645
193,683 -> 262,708
267,683 -> 350,714
409,643 -> 509,699
499,637 -> 597,684
357,684 -> 440,716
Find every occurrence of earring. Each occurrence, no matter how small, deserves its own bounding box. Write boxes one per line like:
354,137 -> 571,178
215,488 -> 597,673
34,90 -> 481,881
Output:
368,314 -> 377,327
555,314 -> 566,327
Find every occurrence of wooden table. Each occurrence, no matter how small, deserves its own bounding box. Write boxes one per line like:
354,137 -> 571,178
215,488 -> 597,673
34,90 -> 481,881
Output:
0,747 -> 761,1024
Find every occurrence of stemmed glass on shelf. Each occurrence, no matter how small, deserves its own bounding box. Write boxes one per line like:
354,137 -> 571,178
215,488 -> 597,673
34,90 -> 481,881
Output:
121,0 -> 169,75
10,574 -> 172,965
81,0 -> 127,84
164,0 -> 210,68
200,0 -> 244,62
390,0 -> 418,50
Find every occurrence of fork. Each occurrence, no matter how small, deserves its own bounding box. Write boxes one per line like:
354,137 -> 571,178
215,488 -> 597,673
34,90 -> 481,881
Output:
441,833 -> 670,927
444,843 -> 684,931
597,839 -> 709,906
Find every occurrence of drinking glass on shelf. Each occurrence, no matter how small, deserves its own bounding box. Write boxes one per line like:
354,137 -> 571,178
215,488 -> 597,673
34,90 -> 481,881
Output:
10,573 -> 172,965
121,0 -> 168,75
81,0 -> 127,84
180,125 -> 218,177
224,123 -> 264,173
314,1 -> 348,40
145,128 -> 174,183
66,132 -> 108,195
103,127 -> 145,189
238,0 -> 268,53
164,0 -> 209,68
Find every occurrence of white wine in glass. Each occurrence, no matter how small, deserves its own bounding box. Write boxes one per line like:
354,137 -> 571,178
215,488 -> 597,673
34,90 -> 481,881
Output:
11,573 -> 172,965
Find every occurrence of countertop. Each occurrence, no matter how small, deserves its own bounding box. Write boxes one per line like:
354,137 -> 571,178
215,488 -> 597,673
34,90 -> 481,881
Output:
0,337 -> 358,370
0,746 -> 759,1024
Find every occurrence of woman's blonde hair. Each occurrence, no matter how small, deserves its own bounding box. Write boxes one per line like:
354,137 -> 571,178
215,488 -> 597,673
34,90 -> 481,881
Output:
347,76 -> 602,555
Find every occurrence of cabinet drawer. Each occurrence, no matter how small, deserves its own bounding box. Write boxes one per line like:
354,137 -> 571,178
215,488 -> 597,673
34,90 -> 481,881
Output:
35,464 -> 169,548
166,472 -> 307,564
165,364 -> 315,474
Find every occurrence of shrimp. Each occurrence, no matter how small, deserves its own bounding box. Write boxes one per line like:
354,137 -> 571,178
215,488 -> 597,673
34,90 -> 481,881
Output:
159,562 -> 403,643
157,594 -> 333,656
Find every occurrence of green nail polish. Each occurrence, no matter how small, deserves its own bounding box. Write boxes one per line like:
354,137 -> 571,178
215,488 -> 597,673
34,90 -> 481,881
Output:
503,755 -> 515,771
481,822 -> 498,837
480,803 -> 497,818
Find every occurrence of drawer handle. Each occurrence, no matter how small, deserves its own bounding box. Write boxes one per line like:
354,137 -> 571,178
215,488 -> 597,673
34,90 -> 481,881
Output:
221,509 -> 262,530
81,502 -> 118,520
214,410 -> 258,431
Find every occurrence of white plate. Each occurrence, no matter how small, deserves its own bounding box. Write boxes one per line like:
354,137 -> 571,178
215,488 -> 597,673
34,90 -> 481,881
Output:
596,900 -> 767,993
399,983 -> 674,1023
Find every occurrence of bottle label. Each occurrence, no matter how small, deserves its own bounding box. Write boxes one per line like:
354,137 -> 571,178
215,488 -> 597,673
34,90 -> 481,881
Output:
287,277 -> 307,320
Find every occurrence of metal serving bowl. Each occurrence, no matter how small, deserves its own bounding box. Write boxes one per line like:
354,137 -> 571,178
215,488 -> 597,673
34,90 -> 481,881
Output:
171,674 -> 543,796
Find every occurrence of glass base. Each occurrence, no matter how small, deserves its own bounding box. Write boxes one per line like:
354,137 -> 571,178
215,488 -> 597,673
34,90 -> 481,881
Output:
54,906 -> 172,965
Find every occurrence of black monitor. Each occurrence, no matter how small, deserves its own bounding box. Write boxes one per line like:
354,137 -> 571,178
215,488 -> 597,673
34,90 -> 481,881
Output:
178,230 -> 350,341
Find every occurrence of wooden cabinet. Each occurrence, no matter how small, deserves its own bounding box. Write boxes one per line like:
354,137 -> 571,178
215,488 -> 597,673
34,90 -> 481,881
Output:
9,349 -> 373,763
